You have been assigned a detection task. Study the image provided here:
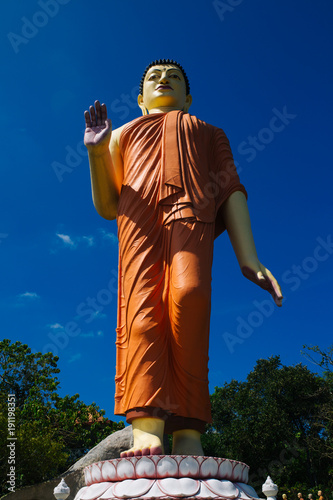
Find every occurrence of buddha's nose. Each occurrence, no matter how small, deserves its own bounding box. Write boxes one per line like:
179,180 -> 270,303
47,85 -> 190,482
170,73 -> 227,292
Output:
159,74 -> 169,83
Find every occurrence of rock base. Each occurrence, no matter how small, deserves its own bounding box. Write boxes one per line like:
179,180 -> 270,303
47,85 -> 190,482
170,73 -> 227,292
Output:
74,455 -> 260,500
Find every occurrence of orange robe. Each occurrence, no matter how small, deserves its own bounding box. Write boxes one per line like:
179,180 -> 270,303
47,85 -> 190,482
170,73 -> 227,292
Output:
114,111 -> 246,428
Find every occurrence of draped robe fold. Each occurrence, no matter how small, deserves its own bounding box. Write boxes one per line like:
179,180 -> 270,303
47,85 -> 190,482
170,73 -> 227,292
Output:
114,110 -> 247,426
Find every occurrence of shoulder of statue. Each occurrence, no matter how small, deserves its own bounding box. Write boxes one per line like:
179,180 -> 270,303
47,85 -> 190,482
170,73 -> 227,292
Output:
112,116 -> 144,146
111,123 -> 127,148
210,123 -> 228,139
185,113 -> 217,131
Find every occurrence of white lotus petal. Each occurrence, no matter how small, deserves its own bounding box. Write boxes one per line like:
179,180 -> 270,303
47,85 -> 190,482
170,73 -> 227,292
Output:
158,477 -> 200,497
80,483 -> 113,500
97,484 -> 116,499
116,459 -> 135,480
205,479 -> 239,498
101,461 -> 117,482
91,463 -> 102,483
74,486 -> 89,500
156,456 -> 178,477
113,478 -> 154,498
179,456 -> 200,477
84,468 -> 93,486
236,482 -> 261,499
201,457 -> 219,478
233,463 -> 245,482
219,459 -> 233,479
135,457 -> 156,478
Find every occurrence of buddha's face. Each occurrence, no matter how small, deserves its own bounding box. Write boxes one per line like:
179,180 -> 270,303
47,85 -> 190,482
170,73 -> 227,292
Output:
138,64 -> 192,114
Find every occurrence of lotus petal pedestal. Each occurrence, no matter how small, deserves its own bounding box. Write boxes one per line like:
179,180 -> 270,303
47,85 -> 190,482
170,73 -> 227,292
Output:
74,455 -> 260,500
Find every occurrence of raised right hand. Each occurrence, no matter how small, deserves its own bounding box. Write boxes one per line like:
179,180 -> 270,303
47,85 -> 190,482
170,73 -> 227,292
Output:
84,100 -> 112,152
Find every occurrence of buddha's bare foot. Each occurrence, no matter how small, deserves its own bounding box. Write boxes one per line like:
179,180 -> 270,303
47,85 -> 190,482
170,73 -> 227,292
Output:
172,429 -> 203,455
120,417 -> 165,458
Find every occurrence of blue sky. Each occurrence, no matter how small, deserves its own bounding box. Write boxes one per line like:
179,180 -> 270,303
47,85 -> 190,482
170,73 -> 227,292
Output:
1,0 -> 332,423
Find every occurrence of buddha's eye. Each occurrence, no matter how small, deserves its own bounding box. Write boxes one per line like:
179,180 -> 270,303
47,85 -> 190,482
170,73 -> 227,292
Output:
170,74 -> 180,79
148,74 -> 158,80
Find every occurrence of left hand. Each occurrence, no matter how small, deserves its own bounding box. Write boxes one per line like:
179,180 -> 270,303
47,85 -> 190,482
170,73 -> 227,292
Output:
241,262 -> 283,307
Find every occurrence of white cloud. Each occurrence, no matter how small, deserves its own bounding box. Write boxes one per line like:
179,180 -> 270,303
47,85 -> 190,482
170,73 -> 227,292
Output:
80,331 -> 94,338
49,323 -> 64,330
17,292 -> 40,300
82,236 -> 95,247
92,311 -> 107,321
55,232 -> 95,250
56,233 -> 76,247
68,353 -> 82,364
99,228 -> 118,245
53,227 -> 118,253
80,330 -> 104,339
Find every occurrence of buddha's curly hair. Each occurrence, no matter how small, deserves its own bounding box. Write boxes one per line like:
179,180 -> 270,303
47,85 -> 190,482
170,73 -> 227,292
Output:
139,59 -> 190,95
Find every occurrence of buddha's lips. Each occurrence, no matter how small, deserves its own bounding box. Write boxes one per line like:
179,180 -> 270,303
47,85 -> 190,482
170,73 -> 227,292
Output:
156,85 -> 173,90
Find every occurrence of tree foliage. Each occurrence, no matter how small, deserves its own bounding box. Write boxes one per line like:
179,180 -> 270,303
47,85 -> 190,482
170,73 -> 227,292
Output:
301,345 -> 333,465
0,339 -> 60,408
203,354 -> 333,493
2,339 -> 332,496
0,339 -> 124,496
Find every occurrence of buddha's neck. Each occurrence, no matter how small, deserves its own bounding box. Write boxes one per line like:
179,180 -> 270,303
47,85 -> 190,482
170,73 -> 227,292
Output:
148,106 -> 184,114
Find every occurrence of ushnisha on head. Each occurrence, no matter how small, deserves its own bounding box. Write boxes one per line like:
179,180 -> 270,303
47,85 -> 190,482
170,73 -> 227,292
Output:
138,59 -> 192,115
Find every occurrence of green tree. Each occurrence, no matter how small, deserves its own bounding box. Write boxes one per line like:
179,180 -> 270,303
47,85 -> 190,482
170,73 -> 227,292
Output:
301,345 -> 333,472
0,339 -> 60,408
203,355 -> 332,491
302,344 -> 333,380
0,339 -> 124,495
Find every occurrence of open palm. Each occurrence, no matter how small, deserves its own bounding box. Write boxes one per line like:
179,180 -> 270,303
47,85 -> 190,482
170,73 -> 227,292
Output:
84,100 -> 112,149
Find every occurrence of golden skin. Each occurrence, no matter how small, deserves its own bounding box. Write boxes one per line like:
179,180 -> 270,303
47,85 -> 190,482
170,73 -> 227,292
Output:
83,65 -> 192,220
84,64 -> 283,457
138,65 -> 192,115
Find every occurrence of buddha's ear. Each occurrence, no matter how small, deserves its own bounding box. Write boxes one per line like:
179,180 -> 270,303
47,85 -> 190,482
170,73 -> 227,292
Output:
138,94 -> 148,115
183,94 -> 193,113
